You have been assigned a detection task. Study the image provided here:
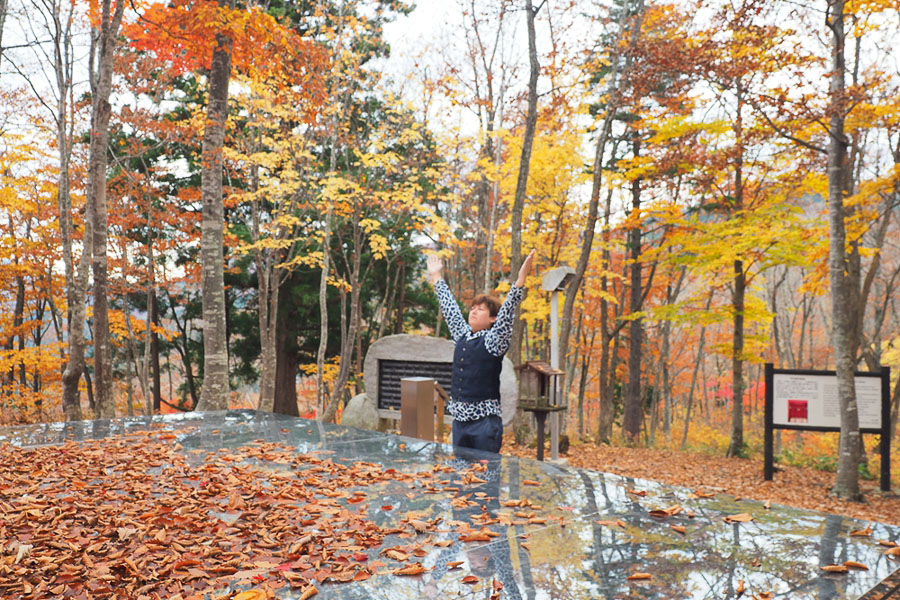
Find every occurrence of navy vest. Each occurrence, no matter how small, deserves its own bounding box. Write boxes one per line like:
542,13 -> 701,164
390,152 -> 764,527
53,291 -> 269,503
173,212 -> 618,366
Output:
450,334 -> 502,403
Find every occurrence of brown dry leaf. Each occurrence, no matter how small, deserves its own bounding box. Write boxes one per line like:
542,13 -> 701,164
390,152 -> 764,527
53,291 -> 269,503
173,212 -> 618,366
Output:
595,520 -> 622,528
522,480 -> 539,486
626,573 -> 652,581
493,579 -> 503,591
670,525 -> 686,535
878,540 -> 899,547
13,543 -> 32,565
849,524 -> 872,537
723,513 -> 753,523
754,592 -> 774,600
408,519 -> 429,533
627,489 -> 647,497
461,575 -> 479,584
763,501 -> 771,510
447,561 -> 464,569
394,563 -> 427,576
736,579 -> 745,596
297,585 -> 318,600
520,542 -> 531,551
843,561 -> 868,570
232,591 -> 266,600
821,565 -> 849,573
883,547 -> 900,557
384,549 -> 409,562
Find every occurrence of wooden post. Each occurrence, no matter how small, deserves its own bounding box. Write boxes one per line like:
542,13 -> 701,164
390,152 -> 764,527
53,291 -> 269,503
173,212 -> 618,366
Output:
401,377 -> 434,441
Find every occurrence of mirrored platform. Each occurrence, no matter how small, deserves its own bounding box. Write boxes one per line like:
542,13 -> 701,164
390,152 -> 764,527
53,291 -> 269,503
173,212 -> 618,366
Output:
2,410 -> 898,599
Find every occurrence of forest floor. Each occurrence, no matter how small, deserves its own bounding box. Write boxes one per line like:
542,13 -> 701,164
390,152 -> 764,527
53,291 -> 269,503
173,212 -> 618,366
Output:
501,440 -> 900,527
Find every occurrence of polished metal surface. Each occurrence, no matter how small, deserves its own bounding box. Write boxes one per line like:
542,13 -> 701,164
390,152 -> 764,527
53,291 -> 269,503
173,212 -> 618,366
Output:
3,410 -> 898,599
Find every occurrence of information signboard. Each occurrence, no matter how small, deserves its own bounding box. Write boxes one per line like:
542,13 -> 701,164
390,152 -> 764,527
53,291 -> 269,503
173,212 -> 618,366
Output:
764,364 -> 891,492
772,372 -> 882,429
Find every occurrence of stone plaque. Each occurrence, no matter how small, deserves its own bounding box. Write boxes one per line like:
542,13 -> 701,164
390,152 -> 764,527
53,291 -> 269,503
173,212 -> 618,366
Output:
363,333 -> 517,427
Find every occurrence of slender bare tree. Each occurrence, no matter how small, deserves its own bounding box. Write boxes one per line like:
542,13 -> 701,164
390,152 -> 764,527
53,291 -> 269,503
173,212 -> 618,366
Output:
88,0 -> 125,419
195,0 -> 236,411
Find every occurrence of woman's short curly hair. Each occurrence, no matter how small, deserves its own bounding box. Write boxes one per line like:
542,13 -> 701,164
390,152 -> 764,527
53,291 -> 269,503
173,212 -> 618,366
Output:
470,293 -> 501,317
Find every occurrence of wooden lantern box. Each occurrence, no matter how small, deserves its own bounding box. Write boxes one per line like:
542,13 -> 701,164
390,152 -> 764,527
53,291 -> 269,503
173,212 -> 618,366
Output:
516,360 -> 564,410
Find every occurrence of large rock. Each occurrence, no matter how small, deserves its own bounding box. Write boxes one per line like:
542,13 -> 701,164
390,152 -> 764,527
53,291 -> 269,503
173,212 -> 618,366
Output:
341,393 -> 380,431
363,333 -> 518,427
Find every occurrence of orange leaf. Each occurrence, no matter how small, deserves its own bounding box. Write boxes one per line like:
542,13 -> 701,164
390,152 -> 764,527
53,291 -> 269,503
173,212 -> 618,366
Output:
394,563 -> 427,576
723,513 -> 753,523
849,524 -> 872,537
461,575 -> 479,584
627,573 -> 652,580
233,591 -> 266,600
821,565 -> 849,573
843,561 -> 868,570
298,585 -> 318,600
522,480 -> 539,486
670,525 -> 686,535
447,561 -> 464,569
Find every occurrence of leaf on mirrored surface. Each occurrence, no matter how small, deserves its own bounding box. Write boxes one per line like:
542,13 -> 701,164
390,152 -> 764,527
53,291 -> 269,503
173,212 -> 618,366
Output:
723,513 -> 753,523
626,572 -> 651,580
821,564 -> 849,573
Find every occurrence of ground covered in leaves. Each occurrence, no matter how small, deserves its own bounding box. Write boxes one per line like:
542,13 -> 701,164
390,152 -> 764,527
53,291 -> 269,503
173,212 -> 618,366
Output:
502,440 -> 900,527
0,428 -> 510,599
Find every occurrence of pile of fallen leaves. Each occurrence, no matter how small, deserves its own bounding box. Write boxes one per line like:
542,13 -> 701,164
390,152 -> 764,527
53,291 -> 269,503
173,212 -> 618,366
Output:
0,428 -> 515,599
502,441 -> 900,526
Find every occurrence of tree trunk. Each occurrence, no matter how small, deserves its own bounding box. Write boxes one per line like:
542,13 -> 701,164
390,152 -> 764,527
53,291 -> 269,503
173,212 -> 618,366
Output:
0,0 -> 8,75
826,0 -> 860,500
727,262 -> 747,456
196,2 -> 235,412
322,208 -> 365,423
623,138 -> 643,443
151,293 -> 162,412
88,0 -> 125,419
54,0 -> 87,422
273,295 -> 300,417
559,0 -> 644,390
508,0 -> 541,367
596,188 -> 616,443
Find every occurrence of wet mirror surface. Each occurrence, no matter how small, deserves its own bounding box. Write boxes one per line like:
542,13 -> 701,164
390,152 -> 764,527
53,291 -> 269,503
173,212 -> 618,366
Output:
3,410 -> 898,599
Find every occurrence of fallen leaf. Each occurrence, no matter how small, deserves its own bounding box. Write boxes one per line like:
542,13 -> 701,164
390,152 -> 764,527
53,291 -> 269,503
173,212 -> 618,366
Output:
849,524 -> 872,537
298,585 -> 318,600
595,520 -> 623,528
723,513 -> 753,523
878,540 -> 899,547
626,573 -> 652,581
394,563 -> 426,576
843,561 -> 868,570
670,525 -> 686,535
461,575 -> 479,584
821,565 -> 849,573
493,579 -> 503,591
522,480 -> 539,486
447,561 -> 464,569
736,579 -> 745,596
233,591 -> 266,600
